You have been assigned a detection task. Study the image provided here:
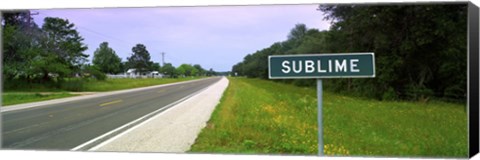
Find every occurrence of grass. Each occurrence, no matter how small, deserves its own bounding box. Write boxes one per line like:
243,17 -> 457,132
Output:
80,77 -> 202,91
189,77 -> 468,157
2,92 -> 77,106
2,77 -> 204,106
4,77 -> 203,92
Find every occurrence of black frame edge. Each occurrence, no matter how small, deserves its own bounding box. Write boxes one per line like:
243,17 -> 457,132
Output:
469,2 -> 480,158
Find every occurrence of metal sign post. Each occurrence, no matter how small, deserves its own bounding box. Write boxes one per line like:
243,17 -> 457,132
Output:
268,52 -> 375,156
317,79 -> 323,156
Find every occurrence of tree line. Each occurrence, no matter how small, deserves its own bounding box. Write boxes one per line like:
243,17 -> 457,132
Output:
232,4 -> 467,102
2,11 -> 216,90
91,42 -> 216,78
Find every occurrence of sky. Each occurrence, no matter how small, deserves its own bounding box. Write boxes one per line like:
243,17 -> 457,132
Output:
33,5 -> 331,72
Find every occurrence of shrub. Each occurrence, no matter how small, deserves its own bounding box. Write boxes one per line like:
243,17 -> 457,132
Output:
405,84 -> 434,102
60,79 -> 85,91
382,87 -> 397,101
84,65 -> 107,81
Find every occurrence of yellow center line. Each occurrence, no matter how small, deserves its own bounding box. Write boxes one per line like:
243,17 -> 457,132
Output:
158,89 -> 167,93
180,85 -> 185,89
99,99 -> 123,107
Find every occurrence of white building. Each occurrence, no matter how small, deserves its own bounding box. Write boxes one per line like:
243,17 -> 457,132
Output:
107,69 -> 164,79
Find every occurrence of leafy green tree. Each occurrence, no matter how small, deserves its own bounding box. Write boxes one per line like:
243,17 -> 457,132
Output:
177,64 -> 196,76
231,62 -> 244,76
193,64 -> 205,76
38,17 -> 88,81
127,44 -> 153,74
3,16 -> 88,83
192,68 -> 199,76
92,42 -> 122,74
206,68 -> 216,76
231,4 -> 467,102
2,11 -> 43,82
2,11 -> 36,28
119,61 -> 128,73
82,64 -> 106,81
319,4 -> 467,100
150,62 -> 161,72
287,23 -> 307,42
2,12 -> 89,89
176,65 -> 186,77
160,63 -> 176,77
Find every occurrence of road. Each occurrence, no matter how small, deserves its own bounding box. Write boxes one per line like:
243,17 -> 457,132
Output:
1,77 -> 222,151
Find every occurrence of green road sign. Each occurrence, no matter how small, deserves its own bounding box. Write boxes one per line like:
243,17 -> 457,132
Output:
268,52 -> 375,156
268,53 -> 375,79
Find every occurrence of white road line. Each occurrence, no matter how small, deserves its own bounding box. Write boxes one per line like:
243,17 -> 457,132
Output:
70,79 -> 219,151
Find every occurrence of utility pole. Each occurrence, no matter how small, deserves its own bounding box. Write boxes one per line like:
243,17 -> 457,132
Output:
161,52 -> 165,66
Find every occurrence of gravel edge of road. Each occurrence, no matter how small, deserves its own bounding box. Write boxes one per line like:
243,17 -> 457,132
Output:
93,76 -> 229,152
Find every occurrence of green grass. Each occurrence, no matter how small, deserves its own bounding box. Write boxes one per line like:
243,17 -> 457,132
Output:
4,77 -> 203,92
2,92 -> 77,106
80,77 -> 202,91
189,77 -> 468,157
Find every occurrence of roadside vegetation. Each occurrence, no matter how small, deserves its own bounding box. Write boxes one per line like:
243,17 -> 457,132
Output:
2,92 -> 77,106
232,4 -> 467,103
80,77 -> 201,91
4,77 -> 203,92
3,12 -> 217,87
2,11 -> 217,106
2,77 -> 203,106
190,77 -> 467,157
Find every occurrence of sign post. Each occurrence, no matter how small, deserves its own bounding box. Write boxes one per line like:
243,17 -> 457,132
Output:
268,53 -> 375,156
317,79 -> 323,155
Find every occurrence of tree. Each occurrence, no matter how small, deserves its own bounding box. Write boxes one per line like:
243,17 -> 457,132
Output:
38,17 -> 88,81
191,68 -> 199,76
119,61 -> 128,73
231,4 -> 467,102
127,44 -> 153,74
287,23 -> 308,48
206,68 -> 216,76
82,64 -> 106,81
2,11 -> 33,27
232,62 -> 244,76
176,65 -> 186,77
160,63 -> 176,77
2,12 -> 90,89
193,64 -> 205,76
319,4 -> 467,100
177,64 -> 196,77
150,62 -> 161,72
2,11 -> 44,82
92,42 -> 122,74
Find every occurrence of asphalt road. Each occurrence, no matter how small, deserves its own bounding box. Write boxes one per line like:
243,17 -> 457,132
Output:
1,77 -> 222,151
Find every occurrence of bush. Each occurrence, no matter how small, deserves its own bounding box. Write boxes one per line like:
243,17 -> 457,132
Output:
405,84 -> 434,102
292,79 -> 315,87
84,66 -> 107,81
382,87 -> 397,101
60,79 -> 85,91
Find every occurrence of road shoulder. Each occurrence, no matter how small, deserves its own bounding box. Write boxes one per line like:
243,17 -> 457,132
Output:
93,77 -> 229,152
